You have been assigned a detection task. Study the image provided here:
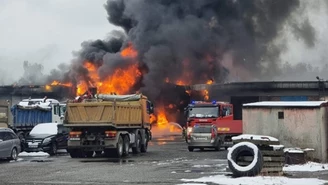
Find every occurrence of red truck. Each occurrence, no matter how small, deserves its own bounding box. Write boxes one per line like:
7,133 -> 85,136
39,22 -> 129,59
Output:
184,100 -> 242,150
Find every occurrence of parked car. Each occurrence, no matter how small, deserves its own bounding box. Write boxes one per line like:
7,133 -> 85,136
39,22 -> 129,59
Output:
187,124 -> 221,152
0,128 -> 21,160
23,123 -> 69,155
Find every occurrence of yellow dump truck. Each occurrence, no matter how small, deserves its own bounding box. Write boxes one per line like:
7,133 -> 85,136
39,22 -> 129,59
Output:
0,102 -> 9,128
63,94 -> 154,158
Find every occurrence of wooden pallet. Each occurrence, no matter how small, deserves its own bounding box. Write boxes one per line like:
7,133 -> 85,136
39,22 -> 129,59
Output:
233,138 -> 285,176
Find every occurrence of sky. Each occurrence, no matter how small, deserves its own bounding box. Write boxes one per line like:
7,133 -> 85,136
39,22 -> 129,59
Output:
0,0 -> 118,84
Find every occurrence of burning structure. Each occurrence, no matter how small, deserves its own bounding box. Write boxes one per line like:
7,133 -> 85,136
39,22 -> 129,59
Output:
14,0 -> 316,130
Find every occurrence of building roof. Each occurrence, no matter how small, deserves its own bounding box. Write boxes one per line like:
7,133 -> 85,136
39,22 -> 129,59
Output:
243,101 -> 328,107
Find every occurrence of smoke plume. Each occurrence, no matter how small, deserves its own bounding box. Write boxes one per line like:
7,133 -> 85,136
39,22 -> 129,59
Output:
60,0 -> 303,99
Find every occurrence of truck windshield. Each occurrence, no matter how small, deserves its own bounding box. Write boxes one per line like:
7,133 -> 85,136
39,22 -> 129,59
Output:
188,106 -> 219,118
193,126 -> 212,133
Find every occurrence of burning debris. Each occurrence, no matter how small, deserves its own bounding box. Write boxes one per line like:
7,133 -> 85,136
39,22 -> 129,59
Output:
14,0 -> 312,130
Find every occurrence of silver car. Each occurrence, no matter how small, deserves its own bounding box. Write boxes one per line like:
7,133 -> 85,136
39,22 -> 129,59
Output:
187,125 -> 221,152
0,128 -> 21,160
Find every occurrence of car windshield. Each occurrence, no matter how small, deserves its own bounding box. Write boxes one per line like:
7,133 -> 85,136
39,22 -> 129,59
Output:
188,106 -> 219,118
29,123 -> 58,135
192,126 -> 212,133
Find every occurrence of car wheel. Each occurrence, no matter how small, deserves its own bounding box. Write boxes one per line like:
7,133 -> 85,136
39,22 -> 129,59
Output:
10,148 -> 18,160
50,143 -> 57,156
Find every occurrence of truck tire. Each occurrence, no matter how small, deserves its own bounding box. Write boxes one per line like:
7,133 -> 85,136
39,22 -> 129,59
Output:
122,135 -> 130,157
17,131 -> 25,151
215,140 -> 221,151
85,151 -> 94,158
105,135 -> 124,158
140,132 -> 148,153
132,133 -> 141,154
188,146 -> 194,152
69,150 -> 82,158
227,142 -> 263,177
95,151 -> 102,156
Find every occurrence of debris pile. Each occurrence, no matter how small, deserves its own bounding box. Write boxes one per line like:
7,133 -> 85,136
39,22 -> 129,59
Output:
227,134 -> 285,177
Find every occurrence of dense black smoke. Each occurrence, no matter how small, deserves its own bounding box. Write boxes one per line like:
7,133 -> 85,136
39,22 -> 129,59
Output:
100,0 -> 302,99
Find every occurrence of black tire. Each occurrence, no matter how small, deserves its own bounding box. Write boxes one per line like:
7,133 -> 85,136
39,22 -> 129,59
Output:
122,135 -> 130,157
17,132 -> 25,152
132,133 -> 141,154
95,151 -> 102,155
69,149 -> 85,158
49,143 -> 57,156
85,151 -> 94,158
107,135 -> 124,158
140,133 -> 148,153
188,146 -> 194,152
215,141 -> 221,151
227,142 -> 263,177
9,148 -> 18,160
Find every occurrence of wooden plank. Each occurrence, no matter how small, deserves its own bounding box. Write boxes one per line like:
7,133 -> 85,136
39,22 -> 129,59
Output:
263,162 -> 284,167
261,150 -> 285,156
239,156 -> 285,162
261,167 -> 283,173
236,161 -> 284,168
233,139 -> 280,146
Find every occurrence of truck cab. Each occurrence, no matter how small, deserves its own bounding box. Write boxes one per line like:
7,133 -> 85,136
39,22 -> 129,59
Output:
184,100 -> 242,149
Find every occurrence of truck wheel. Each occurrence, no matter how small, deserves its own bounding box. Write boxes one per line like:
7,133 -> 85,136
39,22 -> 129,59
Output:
188,146 -> 194,152
122,135 -> 130,157
104,136 -> 123,158
95,151 -> 102,156
17,132 -> 25,152
85,151 -> 94,158
69,150 -> 79,158
132,133 -> 141,154
140,133 -> 148,153
215,140 -> 221,151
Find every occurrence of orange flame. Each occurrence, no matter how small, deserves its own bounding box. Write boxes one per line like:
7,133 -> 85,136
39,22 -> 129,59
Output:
203,79 -> 214,100
76,43 -> 141,96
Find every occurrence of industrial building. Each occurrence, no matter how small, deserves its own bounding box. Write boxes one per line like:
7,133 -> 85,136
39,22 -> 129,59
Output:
188,81 -> 328,120
242,101 -> 328,162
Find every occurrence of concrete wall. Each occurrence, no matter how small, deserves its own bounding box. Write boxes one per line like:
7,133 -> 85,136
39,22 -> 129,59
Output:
242,107 -> 328,162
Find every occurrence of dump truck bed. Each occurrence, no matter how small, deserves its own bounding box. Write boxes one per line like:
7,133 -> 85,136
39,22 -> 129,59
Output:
0,102 -> 9,128
64,94 -> 150,128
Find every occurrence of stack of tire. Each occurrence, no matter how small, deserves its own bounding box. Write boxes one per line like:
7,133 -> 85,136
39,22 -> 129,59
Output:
227,141 -> 263,177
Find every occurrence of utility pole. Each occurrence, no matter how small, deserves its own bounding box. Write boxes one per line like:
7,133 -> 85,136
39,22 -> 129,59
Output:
316,76 -> 326,100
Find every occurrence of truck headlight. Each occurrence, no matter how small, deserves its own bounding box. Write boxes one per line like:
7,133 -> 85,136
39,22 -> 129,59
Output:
42,138 -> 52,144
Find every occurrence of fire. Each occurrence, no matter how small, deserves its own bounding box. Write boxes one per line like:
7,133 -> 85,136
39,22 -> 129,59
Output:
50,80 -> 72,87
203,79 -> 214,100
75,43 -> 141,96
120,42 -> 138,58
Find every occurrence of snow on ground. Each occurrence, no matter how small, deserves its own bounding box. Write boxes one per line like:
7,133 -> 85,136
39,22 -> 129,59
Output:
232,134 -> 279,141
180,175 -> 328,185
18,151 -> 49,157
283,162 -> 328,172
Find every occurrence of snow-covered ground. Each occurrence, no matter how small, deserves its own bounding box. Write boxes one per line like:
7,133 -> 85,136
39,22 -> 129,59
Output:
179,162 -> 328,185
18,151 -> 50,157
283,162 -> 328,172
179,175 -> 328,185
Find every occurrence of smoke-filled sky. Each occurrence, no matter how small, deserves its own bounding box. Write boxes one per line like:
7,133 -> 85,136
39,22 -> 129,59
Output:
1,0 -> 328,87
